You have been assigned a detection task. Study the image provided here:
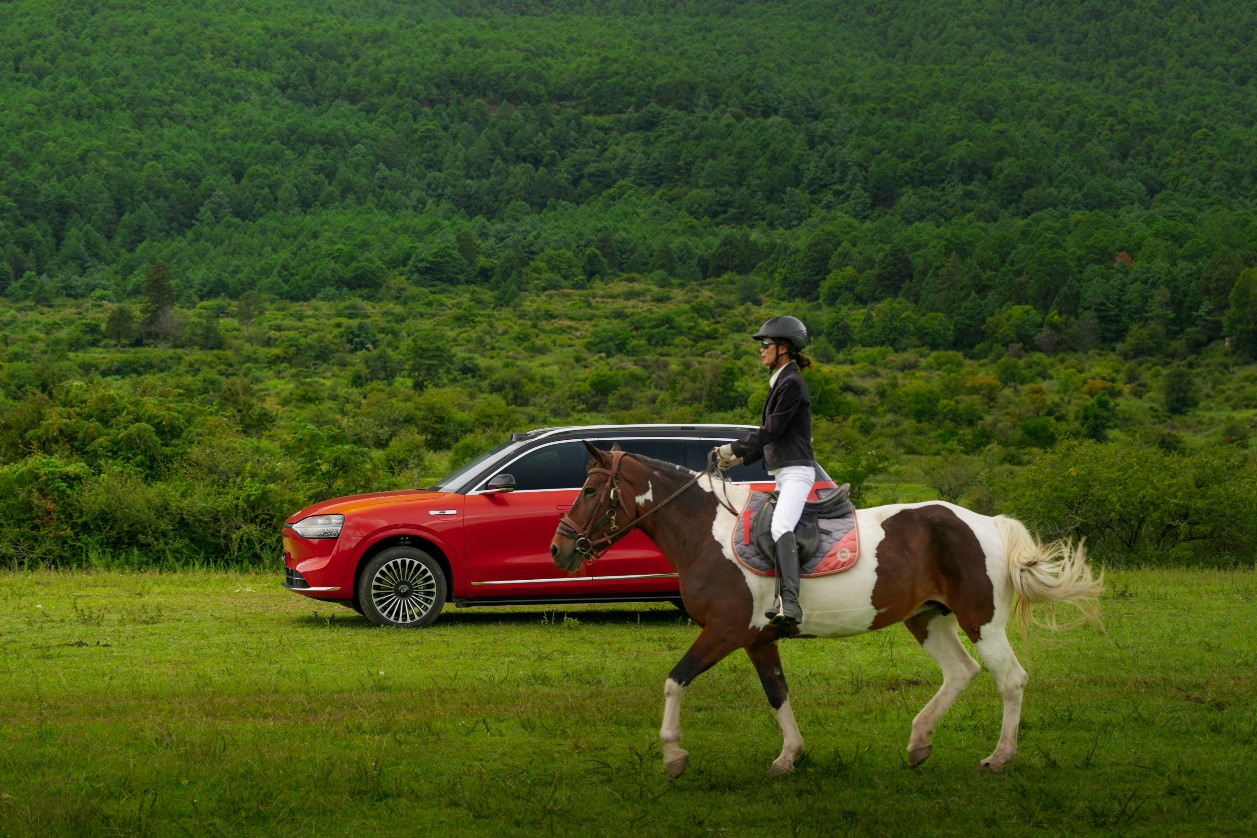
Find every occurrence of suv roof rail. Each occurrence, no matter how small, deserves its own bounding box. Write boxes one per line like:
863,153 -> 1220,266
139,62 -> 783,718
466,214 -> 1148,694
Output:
511,423 -> 756,441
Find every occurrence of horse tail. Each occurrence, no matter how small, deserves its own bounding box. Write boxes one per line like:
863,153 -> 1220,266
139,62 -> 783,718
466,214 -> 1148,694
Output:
993,515 -> 1104,638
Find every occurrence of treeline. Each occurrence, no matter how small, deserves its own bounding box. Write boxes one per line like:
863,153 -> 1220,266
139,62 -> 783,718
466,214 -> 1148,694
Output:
1,284 -> 1254,569
2,0 -> 1257,357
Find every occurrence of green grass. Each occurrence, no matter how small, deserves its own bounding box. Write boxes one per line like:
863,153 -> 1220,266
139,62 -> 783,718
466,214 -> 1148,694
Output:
1,569 -> 1254,835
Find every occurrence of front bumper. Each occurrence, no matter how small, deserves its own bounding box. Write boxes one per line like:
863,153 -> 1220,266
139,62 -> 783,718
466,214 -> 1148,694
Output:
282,527 -> 354,601
283,566 -> 342,593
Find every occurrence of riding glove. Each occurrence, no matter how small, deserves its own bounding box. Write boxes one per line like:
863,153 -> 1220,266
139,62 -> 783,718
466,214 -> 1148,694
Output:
716,444 -> 742,469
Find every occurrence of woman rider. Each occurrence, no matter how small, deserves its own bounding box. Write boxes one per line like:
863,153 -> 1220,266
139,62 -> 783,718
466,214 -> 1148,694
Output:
717,316 -> 815,629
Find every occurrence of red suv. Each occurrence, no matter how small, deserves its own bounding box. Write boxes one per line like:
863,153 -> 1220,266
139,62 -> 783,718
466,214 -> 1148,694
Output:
282,424 -> 837,627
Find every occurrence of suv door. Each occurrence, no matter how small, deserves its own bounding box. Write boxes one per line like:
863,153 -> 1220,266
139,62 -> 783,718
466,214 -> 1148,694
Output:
462,440 -> 593,599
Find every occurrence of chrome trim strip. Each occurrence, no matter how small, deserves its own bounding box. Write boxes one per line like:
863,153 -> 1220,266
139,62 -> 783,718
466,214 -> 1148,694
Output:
590,573 -> 680,582
428,509 -> 458,516
445,425 -> 762,494
469,486 -> 577,496
295,586 -> 342,592
471,573 -> 678,586
471,577 -> 588,586
469,436 -> 743,494
526,423 -> 758,439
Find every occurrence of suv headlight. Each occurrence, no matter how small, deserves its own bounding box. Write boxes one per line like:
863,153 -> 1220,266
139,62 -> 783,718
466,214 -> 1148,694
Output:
291,514 -> 345,539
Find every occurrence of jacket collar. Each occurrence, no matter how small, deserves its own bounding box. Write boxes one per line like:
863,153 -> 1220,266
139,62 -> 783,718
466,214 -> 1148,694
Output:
768,361 -> 795,388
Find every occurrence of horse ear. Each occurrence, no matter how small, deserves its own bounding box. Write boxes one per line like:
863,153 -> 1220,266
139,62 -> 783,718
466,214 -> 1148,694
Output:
583,440 -> 609,465
610,442 -> 623,453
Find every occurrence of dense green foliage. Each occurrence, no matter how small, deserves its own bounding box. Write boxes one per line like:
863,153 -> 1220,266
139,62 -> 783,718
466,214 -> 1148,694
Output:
1,285 -> 1254,568
994,440 -> 1257,564
1,0 -> 1255,569
3,0 -> 1257,354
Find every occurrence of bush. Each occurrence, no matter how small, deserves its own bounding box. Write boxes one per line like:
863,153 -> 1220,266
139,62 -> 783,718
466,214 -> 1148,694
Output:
993,440 -> 1257,567
281,424 -> 384,500
1076,391 -> 1118,440
0,456 -> 92,564
1161,366 -> 1200,415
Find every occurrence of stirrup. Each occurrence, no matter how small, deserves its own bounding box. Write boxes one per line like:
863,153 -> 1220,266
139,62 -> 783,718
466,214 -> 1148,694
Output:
765,599 -> 801,626
765,597 -> 802,627
765,596 -> 784,624
768,613 -> 800,634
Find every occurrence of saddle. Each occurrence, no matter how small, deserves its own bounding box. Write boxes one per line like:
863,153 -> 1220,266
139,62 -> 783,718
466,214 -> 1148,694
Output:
752,483 -> 853,564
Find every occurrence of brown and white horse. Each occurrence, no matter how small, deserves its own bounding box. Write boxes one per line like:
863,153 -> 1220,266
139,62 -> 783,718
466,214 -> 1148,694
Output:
550,444 -> 1103,778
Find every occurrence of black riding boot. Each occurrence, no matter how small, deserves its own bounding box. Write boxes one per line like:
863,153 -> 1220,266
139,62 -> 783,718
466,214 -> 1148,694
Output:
766,531 -> 803,628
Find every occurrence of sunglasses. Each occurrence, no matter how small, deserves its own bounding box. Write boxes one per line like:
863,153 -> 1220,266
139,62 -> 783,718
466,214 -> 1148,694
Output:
760,340 -> 777,348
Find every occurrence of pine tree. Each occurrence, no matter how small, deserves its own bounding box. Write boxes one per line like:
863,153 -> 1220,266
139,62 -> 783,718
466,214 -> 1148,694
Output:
140,260 -> 175,329
104,305 -> 137,346
1224,269 -> 1257,359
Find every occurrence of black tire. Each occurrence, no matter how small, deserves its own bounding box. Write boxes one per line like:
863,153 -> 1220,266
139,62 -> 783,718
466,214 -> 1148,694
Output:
670,597 -> 689,617
358,547 -> 447,628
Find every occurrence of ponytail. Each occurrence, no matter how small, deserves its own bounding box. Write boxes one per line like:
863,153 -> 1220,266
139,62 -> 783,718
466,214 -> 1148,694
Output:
791,351 -> 812,370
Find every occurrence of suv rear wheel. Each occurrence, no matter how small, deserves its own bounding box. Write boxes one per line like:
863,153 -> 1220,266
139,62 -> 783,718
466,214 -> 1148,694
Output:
359,547 -> 447,628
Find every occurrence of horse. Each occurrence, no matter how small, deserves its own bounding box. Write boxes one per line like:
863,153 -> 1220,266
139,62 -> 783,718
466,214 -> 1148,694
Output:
550,443 -> 1103,779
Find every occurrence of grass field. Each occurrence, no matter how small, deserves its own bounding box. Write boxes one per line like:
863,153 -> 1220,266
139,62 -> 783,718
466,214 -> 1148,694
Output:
1,568 -> 1254,836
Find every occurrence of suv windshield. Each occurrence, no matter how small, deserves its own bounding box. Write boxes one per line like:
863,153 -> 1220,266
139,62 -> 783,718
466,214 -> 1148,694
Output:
430,439 -> 517,491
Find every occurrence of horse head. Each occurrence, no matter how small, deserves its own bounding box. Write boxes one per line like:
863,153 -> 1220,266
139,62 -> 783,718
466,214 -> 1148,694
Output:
550,441 -> 640,572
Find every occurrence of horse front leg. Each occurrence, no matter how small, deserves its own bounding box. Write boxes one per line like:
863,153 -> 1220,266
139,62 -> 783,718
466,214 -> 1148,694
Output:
746,643 -> 804,775
661,625 -> 744,779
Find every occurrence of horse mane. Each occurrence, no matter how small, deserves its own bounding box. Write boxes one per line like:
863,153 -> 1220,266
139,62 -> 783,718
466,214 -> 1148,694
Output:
621,452 -> 699,482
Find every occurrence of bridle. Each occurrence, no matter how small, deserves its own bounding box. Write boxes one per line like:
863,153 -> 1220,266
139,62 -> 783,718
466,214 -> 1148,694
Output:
556,449 -> 738,563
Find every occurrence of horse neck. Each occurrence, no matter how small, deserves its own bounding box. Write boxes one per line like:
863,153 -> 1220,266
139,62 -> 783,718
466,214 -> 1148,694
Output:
626,462 -> 739,573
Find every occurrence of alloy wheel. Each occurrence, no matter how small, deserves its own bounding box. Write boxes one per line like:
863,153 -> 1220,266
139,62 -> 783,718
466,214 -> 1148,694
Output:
370,556 -> 439,625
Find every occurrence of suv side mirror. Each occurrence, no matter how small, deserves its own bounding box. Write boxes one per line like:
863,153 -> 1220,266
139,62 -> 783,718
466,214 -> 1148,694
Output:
484,473 -> 516,494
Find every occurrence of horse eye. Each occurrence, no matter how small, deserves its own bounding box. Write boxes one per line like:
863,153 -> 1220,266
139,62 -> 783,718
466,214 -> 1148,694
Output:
583,486 -> 595,495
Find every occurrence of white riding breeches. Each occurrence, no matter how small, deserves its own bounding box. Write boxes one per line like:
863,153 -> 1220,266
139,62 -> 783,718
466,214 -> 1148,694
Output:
770,465 -> 816,540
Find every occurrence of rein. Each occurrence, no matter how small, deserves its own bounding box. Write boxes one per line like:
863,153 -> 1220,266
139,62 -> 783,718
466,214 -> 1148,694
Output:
557,449 -> 739,562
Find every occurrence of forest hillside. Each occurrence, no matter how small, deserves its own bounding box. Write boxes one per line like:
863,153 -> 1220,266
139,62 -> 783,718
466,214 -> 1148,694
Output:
1,0 -> 1254,570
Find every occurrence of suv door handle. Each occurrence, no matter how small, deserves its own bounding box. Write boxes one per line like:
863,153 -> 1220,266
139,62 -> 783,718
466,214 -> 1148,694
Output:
556,504 -> 572,512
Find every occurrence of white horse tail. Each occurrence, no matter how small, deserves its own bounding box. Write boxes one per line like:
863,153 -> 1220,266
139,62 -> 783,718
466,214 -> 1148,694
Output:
993,515 -> 1104,638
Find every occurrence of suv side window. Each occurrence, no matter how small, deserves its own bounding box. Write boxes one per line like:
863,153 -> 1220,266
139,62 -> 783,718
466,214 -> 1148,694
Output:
501,442 -> 590,491
596,438 -> 693,470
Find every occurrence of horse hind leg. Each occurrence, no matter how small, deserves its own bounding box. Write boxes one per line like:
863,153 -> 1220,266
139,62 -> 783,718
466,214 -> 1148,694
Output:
903,611 -> 981,768
746,644 -> 804,775
973,627 -> 1028,773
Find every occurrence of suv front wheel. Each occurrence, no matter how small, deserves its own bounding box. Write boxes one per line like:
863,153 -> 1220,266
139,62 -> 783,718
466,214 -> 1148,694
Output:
359,547 -> 447,628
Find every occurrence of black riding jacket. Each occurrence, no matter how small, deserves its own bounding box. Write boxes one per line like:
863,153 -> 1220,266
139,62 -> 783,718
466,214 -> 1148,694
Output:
730,362 -> 815,471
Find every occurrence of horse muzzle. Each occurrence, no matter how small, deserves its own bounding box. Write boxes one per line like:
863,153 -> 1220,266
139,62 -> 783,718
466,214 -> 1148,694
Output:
549,535 -> 586,572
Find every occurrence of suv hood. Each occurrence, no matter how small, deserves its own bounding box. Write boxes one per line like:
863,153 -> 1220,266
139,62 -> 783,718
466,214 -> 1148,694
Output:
287,489 -> 451,523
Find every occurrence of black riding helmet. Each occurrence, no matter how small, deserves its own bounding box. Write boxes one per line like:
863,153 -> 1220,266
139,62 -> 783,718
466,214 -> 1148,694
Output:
753,315 -> 809,351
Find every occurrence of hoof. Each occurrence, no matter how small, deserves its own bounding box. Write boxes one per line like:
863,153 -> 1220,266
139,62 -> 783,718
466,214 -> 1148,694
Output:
768,758 -> 795,776
907,744 -> 932,767
666,753 -> 689,780
976,759 -> 1004,774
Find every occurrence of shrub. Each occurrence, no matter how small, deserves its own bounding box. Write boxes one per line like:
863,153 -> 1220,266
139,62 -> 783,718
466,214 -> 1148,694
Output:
1161,365 -> 1199,415
993,440 -> 1257,567
897,383 -> 942,422
0,456 -> 92,565
281,424 -> 384,499
1076,391 -> 1118,441
1017,416 -> 1057,448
